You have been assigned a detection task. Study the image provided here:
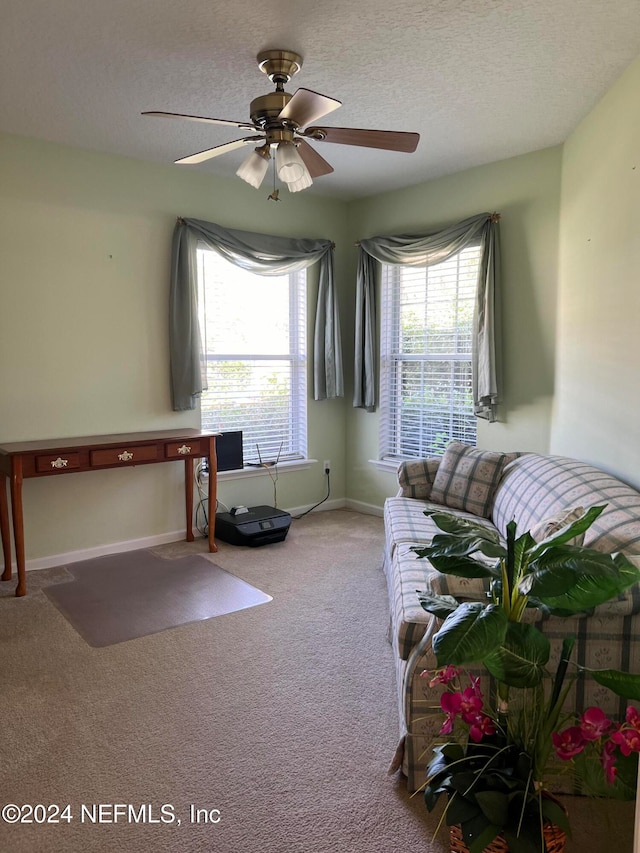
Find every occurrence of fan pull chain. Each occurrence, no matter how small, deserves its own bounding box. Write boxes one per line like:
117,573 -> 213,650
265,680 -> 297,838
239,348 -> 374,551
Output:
267,155 -> 280,201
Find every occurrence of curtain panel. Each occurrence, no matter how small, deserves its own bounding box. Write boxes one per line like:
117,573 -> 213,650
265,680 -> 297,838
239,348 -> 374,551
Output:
353,212 -> 501,421
169,217 -> 344,411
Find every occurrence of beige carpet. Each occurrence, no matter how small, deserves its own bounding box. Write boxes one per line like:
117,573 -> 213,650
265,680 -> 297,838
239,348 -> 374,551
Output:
0,510 -> 634,853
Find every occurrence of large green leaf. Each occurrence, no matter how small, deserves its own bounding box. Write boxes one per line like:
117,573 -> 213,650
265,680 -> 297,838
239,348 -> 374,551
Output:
589,668 -> 640,701
416,591 -> 460,619
474,790 -> 509,826
540,797 -> 571,834
508,529 -> 535,590
461,815 -> 502,853
419,532 -> 505,560
520,550 -> 640,611
484,623 -> 551,688
433,603 -> 508,666
413,550 -> 500,579
442,742 -> 467,761
502,821 -> 543,853
446,794 -> 482,826
424,511 -> 502,543
527,505 -> 606,557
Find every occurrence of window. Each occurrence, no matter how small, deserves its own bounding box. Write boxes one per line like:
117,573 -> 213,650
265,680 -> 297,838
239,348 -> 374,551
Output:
197,248 -> 307,466
379,245 -> 481,461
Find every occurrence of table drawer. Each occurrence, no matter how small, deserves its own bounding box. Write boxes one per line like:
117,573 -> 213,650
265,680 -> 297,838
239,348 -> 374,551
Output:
90,445 -> 158,467
35,452 -> 81,473
165,439 -> 204,459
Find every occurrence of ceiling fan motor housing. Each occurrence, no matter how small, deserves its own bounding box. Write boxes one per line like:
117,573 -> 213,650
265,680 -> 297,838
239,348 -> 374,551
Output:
249,91 -> 294,127
257,49 -> 303,85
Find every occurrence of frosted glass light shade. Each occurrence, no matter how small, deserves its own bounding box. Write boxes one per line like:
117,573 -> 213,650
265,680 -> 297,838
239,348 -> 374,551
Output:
286,171 -> 313,193
275,142 -> 307,183
236,147 -> 271,188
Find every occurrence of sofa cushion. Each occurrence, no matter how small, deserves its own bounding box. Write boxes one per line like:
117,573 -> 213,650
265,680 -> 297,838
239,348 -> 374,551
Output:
384,495 -> 497,659
430,441 -> 517,518
397,458 -> 441,499
492,454 -> 640,554
384,495 -> 495,552
390,543 -> 492,660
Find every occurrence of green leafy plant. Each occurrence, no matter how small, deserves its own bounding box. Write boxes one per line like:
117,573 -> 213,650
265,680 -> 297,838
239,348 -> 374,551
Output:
414,506 -> 640,853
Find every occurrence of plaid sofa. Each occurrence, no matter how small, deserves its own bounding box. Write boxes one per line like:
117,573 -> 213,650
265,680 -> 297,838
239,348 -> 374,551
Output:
383,451 -> 640,792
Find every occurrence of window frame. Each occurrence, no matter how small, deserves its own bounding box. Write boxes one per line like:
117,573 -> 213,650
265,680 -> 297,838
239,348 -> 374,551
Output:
378,244 -> 481,463
196,247 -> 308,467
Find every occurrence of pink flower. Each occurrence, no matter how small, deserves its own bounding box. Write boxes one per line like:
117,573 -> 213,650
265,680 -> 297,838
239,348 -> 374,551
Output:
468,713 -> 496,743
611,725 -> 640,756
625,705 -> 640,730
553,726 -> 586,760
423,664 -> 460,687
458,687 -> 484,724
579,707 -> 612,741
601,740 -> 618,785
439,691 -> 463,735
469,674 -> 483,698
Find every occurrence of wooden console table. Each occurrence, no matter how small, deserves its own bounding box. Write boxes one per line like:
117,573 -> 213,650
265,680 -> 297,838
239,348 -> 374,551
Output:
0,429 -> 218,597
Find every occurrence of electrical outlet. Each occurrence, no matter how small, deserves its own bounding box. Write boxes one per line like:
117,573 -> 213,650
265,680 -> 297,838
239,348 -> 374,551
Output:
323,459 -> 331,473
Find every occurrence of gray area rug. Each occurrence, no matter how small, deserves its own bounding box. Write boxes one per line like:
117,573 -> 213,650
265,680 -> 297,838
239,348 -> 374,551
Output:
43,549 -> 271,646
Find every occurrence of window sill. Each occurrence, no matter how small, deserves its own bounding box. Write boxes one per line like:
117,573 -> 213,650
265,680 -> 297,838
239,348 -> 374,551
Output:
205,459 -> 318,482
369,458 -> 402,473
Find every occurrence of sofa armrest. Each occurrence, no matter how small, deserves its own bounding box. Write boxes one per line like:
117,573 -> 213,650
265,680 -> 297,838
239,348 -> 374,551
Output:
397,457 -> 441,499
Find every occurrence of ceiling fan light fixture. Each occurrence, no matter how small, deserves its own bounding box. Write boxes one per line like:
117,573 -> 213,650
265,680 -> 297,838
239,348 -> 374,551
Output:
143,48 -> 420,199
236,144 -> 271,188
275,141 -> 307,183
286,172 -> 313,193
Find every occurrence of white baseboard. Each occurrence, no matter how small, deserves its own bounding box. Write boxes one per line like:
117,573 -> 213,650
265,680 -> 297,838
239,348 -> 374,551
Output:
19,499 -> 384,574
284,497 -> 347,517
284,498 -> 384,519
344,498 -> 384,518
21,530 -> 186,573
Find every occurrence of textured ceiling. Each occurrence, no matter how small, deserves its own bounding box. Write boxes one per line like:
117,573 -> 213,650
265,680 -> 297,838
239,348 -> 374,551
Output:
2,0 -> 640,200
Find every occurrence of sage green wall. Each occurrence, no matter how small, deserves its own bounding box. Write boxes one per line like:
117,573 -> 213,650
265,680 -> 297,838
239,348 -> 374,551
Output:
8,76 -> 635,565
344,146 -> 563,509
552,55 -> 640,488
0,133 -> 347,563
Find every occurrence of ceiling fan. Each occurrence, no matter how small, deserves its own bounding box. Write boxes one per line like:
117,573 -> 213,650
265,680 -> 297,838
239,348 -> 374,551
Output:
142,49 -> 420,194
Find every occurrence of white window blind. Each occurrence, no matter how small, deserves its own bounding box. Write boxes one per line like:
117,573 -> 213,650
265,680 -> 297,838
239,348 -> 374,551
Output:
197,248 -> 307,465
379,245 -> 480,461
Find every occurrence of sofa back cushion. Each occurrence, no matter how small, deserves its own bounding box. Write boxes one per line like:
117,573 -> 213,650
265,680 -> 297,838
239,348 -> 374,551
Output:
430,441 -> 517,518
397,457 -> 441,499
492,454 -> 640,554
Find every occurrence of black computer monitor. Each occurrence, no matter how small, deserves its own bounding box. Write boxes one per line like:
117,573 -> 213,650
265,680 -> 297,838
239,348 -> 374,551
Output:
216,431 -> 243,472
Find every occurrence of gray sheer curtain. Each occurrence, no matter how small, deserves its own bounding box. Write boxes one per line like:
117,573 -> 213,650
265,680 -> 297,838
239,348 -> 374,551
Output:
170,217 -> 343,411
353,212 -> 501,421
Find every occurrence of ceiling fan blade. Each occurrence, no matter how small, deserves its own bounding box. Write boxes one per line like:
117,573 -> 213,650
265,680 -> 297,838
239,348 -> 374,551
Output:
175,136 -> 265,165
279,88 -> 341,129
142,111 -> 257,131
295,139 -> 334,178
304,126 -> 420,153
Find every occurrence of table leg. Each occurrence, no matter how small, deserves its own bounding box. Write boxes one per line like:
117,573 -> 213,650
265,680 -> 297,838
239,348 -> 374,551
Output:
0,473 -> 12,582
9,458 -> 26,596
207,436 -> 217,553
185,456 -> 194,542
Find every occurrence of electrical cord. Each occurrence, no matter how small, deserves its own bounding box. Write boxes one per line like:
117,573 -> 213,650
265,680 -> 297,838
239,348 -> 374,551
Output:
194,459 -> 212,536
292,469 -> 331,520
196,455 -> 330,529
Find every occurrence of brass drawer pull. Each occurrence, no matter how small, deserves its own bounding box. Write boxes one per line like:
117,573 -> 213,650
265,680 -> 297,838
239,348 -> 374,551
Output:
50,457 -> 69,469
118,450 -> 134,461
177,444 -> 192,455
